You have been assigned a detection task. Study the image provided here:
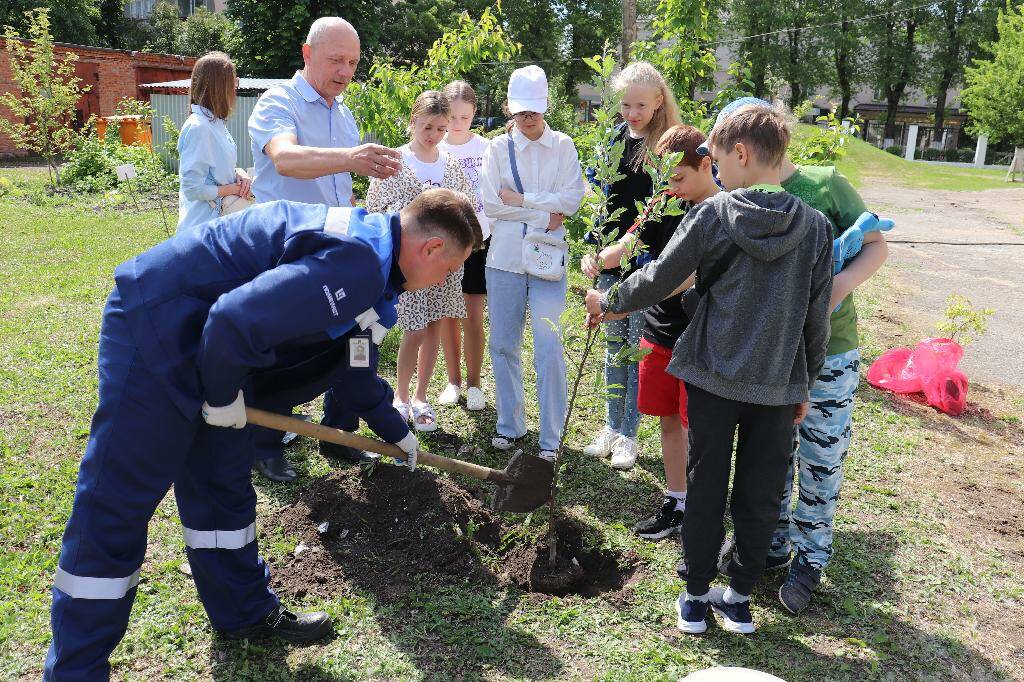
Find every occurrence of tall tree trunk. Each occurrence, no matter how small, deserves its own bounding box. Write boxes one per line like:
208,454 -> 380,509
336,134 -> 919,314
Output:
882,14 -> 919,141
933,3 -> 962,140
620,0 -> 637,67
834,15 -> 852,119
933,72 -> 953,142
787,27 -> 802,109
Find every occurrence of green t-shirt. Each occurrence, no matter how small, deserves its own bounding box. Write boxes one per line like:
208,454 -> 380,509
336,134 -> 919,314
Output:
781,164 -> 865,356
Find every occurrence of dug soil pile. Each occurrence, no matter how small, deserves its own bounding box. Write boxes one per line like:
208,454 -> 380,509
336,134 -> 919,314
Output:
273,465 -> 638,599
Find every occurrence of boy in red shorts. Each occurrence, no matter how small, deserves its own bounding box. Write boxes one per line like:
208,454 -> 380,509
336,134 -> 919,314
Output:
582,124 -> 720,539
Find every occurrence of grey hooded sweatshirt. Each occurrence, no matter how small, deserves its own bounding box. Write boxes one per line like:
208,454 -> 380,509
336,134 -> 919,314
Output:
606,188 -> 833,406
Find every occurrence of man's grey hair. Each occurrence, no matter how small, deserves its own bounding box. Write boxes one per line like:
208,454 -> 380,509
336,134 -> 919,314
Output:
305,17 -> 356,46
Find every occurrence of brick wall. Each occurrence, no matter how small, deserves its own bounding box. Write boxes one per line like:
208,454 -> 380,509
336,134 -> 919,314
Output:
0,41 -> 196,157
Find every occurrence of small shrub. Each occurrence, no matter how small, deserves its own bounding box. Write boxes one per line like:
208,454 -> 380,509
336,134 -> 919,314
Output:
937,293 -> 994,346
955,147 -> 976,162
62,124 -> 173,194
921,147 -> 944,161
884,145 -> 903,156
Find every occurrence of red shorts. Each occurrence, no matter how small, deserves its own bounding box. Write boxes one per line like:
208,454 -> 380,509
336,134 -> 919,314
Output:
637,337 -> 689,427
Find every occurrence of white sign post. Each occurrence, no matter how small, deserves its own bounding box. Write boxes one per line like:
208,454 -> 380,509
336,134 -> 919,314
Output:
904,124 -> 919,161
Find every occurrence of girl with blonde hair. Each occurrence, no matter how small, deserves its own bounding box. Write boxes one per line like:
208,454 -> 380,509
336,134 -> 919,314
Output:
581,60 -> 682,470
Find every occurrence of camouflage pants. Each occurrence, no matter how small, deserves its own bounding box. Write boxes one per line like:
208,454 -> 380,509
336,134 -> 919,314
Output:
770,349 -> 860,571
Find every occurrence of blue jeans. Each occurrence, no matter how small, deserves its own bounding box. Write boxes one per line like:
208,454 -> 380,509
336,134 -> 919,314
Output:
597,272 -> 643,440
770,349 -> 861,571
486,267 -> 567,452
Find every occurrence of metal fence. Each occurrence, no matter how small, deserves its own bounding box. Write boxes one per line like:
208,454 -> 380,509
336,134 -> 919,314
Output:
151,94 -> 259,172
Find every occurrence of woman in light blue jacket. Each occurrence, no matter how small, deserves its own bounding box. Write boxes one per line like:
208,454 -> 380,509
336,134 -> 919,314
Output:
176,51 -> 251,232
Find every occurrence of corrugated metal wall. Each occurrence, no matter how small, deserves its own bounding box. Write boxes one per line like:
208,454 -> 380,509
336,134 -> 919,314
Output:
151,94 -> 259,172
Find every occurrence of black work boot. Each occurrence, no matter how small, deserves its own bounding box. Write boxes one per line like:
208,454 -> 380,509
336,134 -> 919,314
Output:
320,440 -> 379,463
253,455 -> 297,483
221,605 -> 333,644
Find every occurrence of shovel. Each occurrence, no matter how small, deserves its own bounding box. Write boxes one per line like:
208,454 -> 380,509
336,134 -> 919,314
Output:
245,407 -> 553,513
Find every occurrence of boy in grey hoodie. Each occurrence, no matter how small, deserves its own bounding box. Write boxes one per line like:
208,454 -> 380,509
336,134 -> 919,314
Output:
586,105 -> 833,634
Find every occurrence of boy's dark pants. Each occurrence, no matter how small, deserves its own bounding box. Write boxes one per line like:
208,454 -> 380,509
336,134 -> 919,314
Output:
682,384 -> 794,596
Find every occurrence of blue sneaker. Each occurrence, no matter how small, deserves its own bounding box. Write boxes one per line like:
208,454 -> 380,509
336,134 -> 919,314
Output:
675,593 -> 710,634
708,587 -> 756,634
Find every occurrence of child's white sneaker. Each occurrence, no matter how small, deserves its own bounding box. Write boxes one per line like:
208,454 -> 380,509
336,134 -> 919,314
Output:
466,386 -> 486,411
437,383 -> 461,406
610,435 -> 638,470
584,427 -> 619,458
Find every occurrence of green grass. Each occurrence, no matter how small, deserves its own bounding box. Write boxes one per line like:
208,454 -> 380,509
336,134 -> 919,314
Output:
793,123 -> 1020,192
2,170 -> 1022,680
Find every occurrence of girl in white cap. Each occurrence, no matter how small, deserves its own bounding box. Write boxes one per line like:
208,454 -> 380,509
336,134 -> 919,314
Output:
480,65 -> 586,461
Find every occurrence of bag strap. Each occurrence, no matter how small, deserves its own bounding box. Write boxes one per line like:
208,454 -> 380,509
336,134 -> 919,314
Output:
695,240 -> 743,296
507,137 -> 524,194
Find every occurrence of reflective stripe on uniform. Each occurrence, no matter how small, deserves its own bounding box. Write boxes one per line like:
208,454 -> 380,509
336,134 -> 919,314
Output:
324,207 -> 354,236
182,522 -> 256,550
53,567 -> 141,600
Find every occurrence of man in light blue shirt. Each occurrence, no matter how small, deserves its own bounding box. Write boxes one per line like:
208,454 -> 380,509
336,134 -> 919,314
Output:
248,17 -> 401,207
247,16 -> 403,481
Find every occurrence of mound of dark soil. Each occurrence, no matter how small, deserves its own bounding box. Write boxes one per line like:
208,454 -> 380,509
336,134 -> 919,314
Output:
272,466 -> 637,599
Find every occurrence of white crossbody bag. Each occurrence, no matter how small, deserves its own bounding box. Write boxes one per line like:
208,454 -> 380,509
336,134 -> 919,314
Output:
508,138 -> 567,281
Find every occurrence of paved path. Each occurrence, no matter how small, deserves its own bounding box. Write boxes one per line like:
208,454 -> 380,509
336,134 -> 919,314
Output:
859,183 -> 1024,390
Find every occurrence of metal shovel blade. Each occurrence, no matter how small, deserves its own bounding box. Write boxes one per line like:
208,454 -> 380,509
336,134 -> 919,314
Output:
491,450 -> 554,513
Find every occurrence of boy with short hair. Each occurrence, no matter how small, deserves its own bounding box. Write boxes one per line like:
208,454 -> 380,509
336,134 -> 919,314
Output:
586,104 -> 833,634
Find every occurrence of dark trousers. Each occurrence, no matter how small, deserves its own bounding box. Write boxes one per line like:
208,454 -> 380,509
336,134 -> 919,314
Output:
682,384 -> 794,596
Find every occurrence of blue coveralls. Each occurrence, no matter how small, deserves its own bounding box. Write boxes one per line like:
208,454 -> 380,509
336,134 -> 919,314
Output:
44,201 -> 410,681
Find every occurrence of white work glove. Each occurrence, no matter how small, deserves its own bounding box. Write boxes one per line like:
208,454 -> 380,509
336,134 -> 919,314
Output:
201,390 -> 247,429
394,430 -> 419,471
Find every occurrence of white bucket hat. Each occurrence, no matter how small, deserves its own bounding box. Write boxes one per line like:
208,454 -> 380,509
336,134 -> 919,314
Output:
507,65 -> 548,115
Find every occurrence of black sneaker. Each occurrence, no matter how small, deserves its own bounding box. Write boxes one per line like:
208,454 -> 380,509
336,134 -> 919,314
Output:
253,455 -> 297,483
633,497 -> 685,540
320,441 -> 379,464
675,593 -> 710,634
708,586 -> 756,634
779,558 -> 821,615
221,604 -> 333,644
717,538 -> 792,576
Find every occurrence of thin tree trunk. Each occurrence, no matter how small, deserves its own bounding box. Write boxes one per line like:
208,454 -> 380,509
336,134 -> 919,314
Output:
882,14 -> 919,142
834,15 -> 852,119
620,0 -> 637,67
787,27 -> 802,109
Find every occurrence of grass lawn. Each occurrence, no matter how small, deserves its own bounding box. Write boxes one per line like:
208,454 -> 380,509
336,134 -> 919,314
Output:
792,124 -> 1018,192
2,169 -> 1022,680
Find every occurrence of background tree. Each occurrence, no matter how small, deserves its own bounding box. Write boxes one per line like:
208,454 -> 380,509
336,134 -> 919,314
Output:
144,0 -> 183,54
563,0 -> 621,96
0,0 -> 100,46
961,2 -> 1024,151
0,8 -> 88,187
632,0 -> 719,104
922,0 -> 1001,142
178,7 -> 234,56
820,0 -> 865,119
727,0 -> 775,98
863,0 -> 930,142
773,0 -> 827,109
621,0 -> 638,66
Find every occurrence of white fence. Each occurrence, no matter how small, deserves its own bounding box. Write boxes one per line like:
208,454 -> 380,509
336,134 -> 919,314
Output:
151,94 -> 259,172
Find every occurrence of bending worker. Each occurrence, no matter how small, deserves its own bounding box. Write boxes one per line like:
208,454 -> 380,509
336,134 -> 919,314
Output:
44,189 -> 482,681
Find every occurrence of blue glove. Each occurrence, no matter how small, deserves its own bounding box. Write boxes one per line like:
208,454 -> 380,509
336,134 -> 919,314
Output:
833,212 -> 895,275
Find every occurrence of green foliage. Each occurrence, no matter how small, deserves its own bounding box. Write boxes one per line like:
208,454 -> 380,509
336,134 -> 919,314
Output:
178,7 -> 235,57
863,0 -> 930,138
937,293 -> 994,346
114,98 -> 155,118
145,0 -> 182,55
0,0 -> 99,45
0,8 -> 88,188
346,8 -> 519,148
962,2 -> 1024,147
632,0 -> 717,101
789,109 -> 861,165
884,145 -> 903,156
62,125 -> 173,193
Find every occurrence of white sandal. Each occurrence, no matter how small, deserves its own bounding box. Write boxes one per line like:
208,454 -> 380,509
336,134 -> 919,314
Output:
411,401 -> 438,433
392,398 -> 411,422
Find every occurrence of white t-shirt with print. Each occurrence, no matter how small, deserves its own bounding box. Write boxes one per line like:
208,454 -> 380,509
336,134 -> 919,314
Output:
399,144 -> 447,189
439,134 -> 490,240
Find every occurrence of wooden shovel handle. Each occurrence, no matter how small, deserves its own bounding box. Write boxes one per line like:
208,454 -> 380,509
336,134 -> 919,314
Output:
245,407 -> 511,484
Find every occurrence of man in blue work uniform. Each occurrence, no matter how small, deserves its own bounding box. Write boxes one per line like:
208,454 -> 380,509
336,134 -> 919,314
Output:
44,189 -> 482,681
246,16 -> 404,481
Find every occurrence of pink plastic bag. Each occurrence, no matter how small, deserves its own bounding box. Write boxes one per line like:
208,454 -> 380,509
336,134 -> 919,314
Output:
867,337 -> 968,416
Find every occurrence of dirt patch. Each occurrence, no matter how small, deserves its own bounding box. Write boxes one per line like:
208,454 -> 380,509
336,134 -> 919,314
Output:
272,465 -> 634,600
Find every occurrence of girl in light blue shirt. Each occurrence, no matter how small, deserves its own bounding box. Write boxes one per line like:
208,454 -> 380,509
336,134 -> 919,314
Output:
177,52 -> 251,233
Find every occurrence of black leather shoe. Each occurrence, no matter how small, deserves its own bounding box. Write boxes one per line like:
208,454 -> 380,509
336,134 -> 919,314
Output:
320,440 -> 379,463
221,605 -> 332,644
253,456 -> 297,482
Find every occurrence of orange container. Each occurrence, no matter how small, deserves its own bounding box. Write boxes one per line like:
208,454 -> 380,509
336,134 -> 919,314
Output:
95,115 -> 153,149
